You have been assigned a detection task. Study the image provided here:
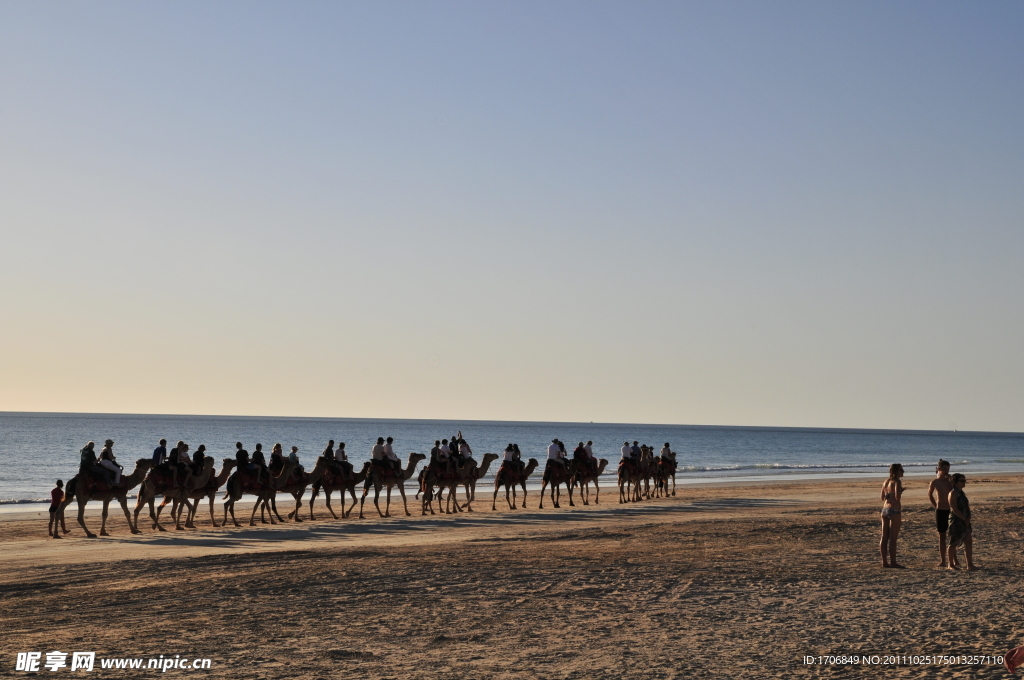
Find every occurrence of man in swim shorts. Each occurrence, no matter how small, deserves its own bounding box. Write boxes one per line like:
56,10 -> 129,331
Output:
928,459 -> 954,568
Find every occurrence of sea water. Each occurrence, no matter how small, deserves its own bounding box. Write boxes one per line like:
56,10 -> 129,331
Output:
2,411 -> 1023,510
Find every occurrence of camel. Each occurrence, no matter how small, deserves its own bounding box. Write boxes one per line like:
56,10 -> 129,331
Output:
491,458 -> 539,510
538,459 -> 578,509
638,449 -> 658,500
573,458 -> 609,505
618,459 -> 642,503
419,459 -> 474,516
58,459 -> 153,538
258,456 -> 328,523
150,459 -> 236,530
656,456 -> 677,497
134,457 -> 216,532
308,461 -> 373,520
221,458 -> 298,527
456,453 -> 499,512
359,452 -> 426,519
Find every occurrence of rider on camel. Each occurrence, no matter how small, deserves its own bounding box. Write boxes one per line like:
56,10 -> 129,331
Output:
335,442 -> 353,476
503,443 -> 524,473
98,439 -> 122,486
169,441 -> 193,489
191,444 -> 207,477
80,441 -> 114,486
371,437 -> 389,473
251,444 -> 269,483
234,442 -> 261,484
384,437 -> 402,474
547,439 -> 566,470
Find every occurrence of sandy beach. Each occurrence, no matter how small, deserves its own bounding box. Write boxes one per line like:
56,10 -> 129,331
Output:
2,475 -> 1022,678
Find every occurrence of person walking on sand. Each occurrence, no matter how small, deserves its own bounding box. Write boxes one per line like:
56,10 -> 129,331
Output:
946,473 -> 975,571
880,463 -> 904,568
48,480 -> 68,538
928,459 -> 954,567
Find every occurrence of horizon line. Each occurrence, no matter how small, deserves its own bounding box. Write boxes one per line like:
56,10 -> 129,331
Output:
2,410 -> 1021,438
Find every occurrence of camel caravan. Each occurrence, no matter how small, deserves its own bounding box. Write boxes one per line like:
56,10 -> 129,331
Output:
49,434 -> 679,538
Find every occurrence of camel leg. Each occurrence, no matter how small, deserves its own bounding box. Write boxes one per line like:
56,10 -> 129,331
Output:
291,491 -> 304,522
538,482 -> 547,509
383,485 -> 393,518
116,496 -> 139,534
182,498 -> 196,527
594,479 -> 600,504
77,496 -> 96,538
358,485 -> 370,519
345,488 -> 357,519
206,494 -> 218,528
99,499 -> 111,536
396,484 -> 411,517
270,494 -> 285,522
492,484 -> 500,511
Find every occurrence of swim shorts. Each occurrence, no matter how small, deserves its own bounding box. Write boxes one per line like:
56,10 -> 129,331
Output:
935,509 -> 950,532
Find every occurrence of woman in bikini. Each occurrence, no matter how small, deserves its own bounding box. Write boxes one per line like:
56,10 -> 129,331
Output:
946,473 -> 975,571
880,463 -> 904,568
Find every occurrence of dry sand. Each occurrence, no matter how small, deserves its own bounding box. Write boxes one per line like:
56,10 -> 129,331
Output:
2,475 -> 1023,678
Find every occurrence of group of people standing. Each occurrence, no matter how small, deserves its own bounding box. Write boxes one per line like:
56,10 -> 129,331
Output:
880,459 -> 974,570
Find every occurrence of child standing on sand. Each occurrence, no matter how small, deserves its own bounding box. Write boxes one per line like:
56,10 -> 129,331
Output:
947,473 -> 976,571
48,480 -> 68,538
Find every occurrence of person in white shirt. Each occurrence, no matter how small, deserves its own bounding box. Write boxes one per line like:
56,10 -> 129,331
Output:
371,437 -> 388,474
620,442 -> 632,463
460,439 -> 474,463
98,439 -> 122,486
548,439 -> 566,468
336,442 -> 353,475
383,437 -> 401,473
584,441 -> 595,462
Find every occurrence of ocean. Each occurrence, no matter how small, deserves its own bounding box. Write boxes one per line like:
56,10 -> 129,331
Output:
3,411 -> 1023,510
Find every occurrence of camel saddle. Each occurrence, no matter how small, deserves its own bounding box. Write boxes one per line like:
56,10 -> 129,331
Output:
79,471 -> 124,494
147,469 -> 185,490
426,462 -> 459,482
374,462 -> 402,480
619,459 -> 639,474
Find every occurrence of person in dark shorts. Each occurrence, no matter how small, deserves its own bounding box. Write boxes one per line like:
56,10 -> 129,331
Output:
928,459 -> 954,568
48,480 -> 68,538
946,473 -> 975,570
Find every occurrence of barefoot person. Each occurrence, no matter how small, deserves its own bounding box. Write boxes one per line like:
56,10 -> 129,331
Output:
946,473 -> 975,570
880,463 -> 904,568
48,480 -> 68,538
928,459 -> 954,567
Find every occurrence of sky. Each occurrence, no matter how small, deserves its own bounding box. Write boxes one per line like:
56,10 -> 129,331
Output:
1,2 -> 1022,431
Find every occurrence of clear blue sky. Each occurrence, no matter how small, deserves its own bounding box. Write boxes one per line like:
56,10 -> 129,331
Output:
1,2 -> 1022,430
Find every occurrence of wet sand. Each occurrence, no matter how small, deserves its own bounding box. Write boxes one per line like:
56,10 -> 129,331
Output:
2,475 -> 1022,678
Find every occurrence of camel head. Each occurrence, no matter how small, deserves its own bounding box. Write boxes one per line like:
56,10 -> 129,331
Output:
525,458 -> 540,474
475,453 -> 500,478
597,458 -> 609,473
